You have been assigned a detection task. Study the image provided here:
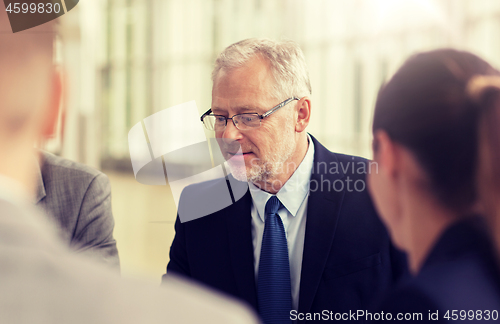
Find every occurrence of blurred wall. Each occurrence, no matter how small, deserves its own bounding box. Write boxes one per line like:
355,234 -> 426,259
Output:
57,0 -> 500,166
46,0 -> 500,281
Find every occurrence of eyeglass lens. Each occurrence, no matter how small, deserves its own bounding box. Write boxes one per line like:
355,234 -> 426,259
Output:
203,114 -> 261,131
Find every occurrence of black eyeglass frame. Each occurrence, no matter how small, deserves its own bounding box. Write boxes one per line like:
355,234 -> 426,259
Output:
200,97 -> 300,131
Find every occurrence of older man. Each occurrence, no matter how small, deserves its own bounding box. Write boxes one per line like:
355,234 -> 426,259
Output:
166,38 -> 406,323
0,5 -> 257,324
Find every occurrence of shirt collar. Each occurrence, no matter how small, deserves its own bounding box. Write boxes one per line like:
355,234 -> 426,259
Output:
0,173 -> 31,206
249,135 -> 315,222
34,153 -> 46,204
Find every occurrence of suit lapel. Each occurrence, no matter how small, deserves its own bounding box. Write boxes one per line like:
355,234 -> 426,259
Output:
225,190 -> 258,309
34,154 -> 46,204
299,136 -> 345,313
222,137 -> 347,312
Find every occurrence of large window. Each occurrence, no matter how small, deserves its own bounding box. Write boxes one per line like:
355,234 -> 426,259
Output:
60,0 -> 500,167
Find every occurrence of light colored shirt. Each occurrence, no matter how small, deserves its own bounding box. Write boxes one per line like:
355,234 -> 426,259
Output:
0,173 -> 30,206
249,136 -> 315,311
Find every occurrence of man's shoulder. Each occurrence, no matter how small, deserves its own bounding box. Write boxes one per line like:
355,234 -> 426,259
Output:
331,151 -> 369,164
311,137 -> 372,179
38,151 -> 111,210
40,151 -> 107,185
181,176 -> 231,195
177,175 -> 249,223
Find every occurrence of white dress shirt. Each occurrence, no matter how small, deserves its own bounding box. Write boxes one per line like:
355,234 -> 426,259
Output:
249,136 -> 315,311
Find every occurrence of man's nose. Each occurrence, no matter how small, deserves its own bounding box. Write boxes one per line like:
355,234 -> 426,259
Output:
220,118 -> 243,143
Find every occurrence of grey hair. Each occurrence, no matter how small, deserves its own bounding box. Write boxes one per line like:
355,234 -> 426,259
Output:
212,38 -> 312,101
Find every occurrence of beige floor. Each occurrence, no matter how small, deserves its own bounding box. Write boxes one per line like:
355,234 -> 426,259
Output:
106,170 -> 177,284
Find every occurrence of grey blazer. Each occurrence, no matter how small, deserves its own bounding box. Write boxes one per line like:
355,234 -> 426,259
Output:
35,151 -> 120,269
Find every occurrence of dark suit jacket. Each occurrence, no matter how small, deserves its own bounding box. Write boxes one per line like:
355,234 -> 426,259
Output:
370,218 -> 500,323
35,151 -> 120,269
165,136 -> 406,320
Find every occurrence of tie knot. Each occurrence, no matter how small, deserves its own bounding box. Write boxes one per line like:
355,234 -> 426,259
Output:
265,196 -> 281,215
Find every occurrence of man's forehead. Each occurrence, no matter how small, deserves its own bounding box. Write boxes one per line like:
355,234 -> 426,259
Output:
211,97 -> 260,112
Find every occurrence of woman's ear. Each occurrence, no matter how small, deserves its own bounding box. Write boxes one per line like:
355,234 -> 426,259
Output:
373,130 -> 398,178
369,130 -> 407,250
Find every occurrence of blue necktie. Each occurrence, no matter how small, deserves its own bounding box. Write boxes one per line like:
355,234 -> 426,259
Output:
258,196 -> 292,324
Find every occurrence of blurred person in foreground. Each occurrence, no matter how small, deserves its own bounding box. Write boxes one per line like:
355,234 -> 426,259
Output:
475,73 -> 500,261
367,49 -> 500,323
0,6 -> 257,324
4,6 -> 120,270
166,38 -> 406,323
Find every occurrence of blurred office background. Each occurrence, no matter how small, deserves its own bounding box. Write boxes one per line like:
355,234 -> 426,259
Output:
48,0 -> 500,282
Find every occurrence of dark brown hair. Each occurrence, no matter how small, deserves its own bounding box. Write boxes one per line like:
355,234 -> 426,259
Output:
474,79 -> 500,208
373,49 -> 500,212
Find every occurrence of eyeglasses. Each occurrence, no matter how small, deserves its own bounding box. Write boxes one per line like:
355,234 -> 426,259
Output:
200,97 -> 299,131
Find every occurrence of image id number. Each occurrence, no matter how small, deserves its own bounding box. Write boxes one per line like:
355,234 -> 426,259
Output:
6,2 -> 61,14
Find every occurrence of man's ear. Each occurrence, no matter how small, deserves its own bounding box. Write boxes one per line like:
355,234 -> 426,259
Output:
41,68 -> 63,139
295,96 -> 311,133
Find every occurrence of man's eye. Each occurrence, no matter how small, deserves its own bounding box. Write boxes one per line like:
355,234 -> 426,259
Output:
242,115 -> 257,122
215,116 -> 226,123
